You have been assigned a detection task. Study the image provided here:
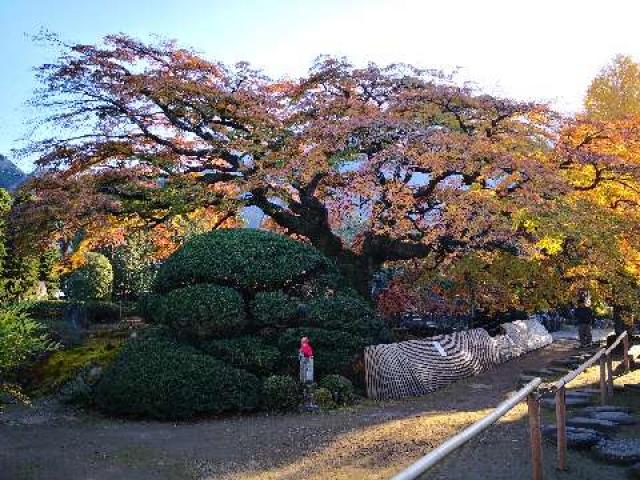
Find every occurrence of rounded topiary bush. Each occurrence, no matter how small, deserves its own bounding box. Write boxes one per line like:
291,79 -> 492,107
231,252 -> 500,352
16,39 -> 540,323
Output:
154,229 -> 331,293
303,294 -> 383,339
313,387 -> 336,410
250,291 -> 300,327
65,252 -> 113,301
200,336 -> 281,375
94,333 -> 261,419
277,327 -> 368,378
160,284 -> 245,339
319,375 -> 355,405
261,375 -> 300,411
131,228 -> 391,416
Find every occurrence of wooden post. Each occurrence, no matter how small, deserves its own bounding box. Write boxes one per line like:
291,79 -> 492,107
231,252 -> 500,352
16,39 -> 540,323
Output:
528,394 -> 544,480
606,353 -> 614,397
623,333 -> 631,373
555,387 -> 567,471
599,356 -> 607,405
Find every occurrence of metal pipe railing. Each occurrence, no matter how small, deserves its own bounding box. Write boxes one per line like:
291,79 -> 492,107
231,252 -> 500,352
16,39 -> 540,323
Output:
550,349 -> 605,391
391,378 -> 543,480
390,330 -> 634,479
549,330 -> 630,471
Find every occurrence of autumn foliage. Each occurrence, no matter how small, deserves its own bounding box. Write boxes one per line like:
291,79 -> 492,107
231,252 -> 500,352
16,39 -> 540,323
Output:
14,34 -> 568,295
4,36 -> 640,321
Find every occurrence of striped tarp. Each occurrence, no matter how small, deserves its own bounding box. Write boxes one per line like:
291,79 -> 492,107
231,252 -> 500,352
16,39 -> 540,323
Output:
364,319 -> 552,400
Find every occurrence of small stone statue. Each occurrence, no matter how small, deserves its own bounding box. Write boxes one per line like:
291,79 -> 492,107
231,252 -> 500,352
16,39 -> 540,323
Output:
299,336 -> 314,384
299,336 -> 318,412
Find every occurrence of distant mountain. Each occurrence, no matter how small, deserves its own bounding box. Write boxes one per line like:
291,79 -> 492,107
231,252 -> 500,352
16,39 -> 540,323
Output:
0,154 -> 27,190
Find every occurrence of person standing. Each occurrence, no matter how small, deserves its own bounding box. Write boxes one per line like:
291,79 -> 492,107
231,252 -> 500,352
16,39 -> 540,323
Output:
299,336 -> 314,384
574,297 -> 594,348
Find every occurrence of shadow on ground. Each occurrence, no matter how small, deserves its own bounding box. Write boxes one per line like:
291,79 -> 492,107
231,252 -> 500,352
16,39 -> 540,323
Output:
2,340 -> 635,480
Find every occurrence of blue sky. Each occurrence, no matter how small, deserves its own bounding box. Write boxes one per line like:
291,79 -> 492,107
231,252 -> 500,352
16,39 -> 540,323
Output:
2,0 -> 640,171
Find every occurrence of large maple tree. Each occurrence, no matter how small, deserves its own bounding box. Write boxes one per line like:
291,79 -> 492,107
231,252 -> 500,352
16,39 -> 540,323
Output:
17,35 -> 567,293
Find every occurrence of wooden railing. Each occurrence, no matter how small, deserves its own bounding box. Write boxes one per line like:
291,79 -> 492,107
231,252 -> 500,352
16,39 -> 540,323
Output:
390,378 -> 545,480
389,330 -> 634,480
547,330 -> 630,471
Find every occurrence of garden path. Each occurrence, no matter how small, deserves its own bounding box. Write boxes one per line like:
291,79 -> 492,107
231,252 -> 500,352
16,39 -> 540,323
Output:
1,339 -> 636,480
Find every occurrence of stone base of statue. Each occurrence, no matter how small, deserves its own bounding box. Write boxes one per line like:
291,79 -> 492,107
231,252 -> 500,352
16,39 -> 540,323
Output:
300,383 -> 319,413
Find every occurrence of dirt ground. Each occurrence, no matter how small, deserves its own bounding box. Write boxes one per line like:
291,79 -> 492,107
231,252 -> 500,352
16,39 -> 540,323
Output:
1,340 -> 637,480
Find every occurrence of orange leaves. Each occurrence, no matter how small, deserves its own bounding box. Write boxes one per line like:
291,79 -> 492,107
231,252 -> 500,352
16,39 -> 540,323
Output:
20,34 -> 575,284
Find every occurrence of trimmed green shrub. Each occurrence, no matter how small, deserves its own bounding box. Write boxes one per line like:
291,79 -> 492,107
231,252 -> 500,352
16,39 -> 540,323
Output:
250,291 -> 299,327
83,301 -> 121,323
26,300 -> 71,321
137,293 -> 166,322
27,300 -> 121,325
313,387 -> 336,410
200,336 -> 280,375
154,229 -> 330,293
161,284 -> 245,339
277,327 -> 367,378
94,335 -> 261,419
115,229 -> 392,418
288,270 -> 349,299
261,375 -> 299,411
303,294 -> 381,338
320,375 -> 355,405
65,252 -> 113,301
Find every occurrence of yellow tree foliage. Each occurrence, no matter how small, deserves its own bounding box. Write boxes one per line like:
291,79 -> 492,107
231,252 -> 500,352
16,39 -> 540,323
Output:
585,54 -> 640,121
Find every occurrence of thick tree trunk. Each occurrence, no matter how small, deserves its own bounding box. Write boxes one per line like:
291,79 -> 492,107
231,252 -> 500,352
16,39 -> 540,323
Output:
331,250 -> 379,298
249,189 -> 433,298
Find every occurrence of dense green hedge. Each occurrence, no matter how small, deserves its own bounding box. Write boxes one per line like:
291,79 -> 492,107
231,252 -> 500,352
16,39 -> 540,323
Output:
303,294 -> 381,338
287,270 -> 349,299
123,229 -> 392,418
261,375 -> 300,411
250,291 -> 299,327
26,300 -> 71,320
277,327 -> 367,377
65,252 -> 113,301
200,336 -> 281,375
160,284 -> 246,339
319,374 -> 355,405
27,300 -> 121,324
81,301 -> 121,323
154,229 -> 330,293
94,334 -> 261,419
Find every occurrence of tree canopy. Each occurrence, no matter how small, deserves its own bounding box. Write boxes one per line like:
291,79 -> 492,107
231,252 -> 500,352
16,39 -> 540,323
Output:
15,34 -> 570,292
584,54 -> 640,121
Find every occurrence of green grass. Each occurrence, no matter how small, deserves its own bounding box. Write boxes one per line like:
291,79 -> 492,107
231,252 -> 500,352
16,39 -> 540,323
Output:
28,337 -> 123,394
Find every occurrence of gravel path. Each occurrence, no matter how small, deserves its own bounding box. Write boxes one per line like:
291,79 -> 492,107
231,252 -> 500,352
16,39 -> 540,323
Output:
1,339 -> 633,480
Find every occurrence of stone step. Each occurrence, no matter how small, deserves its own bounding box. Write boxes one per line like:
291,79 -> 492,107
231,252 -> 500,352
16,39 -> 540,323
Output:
566,390 -> 597,398
587,411 -> 638,425
593,438 -> 640,465
546,367 -> 571,374
581,405 -> 632,414
566,416 -> 619,432
551,359 -> 579,368
522,368 -> 558,378
569,354 -> 593,362
541,424 -> 603,449
574,387 -> 600,394
541,396 -> 592,409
